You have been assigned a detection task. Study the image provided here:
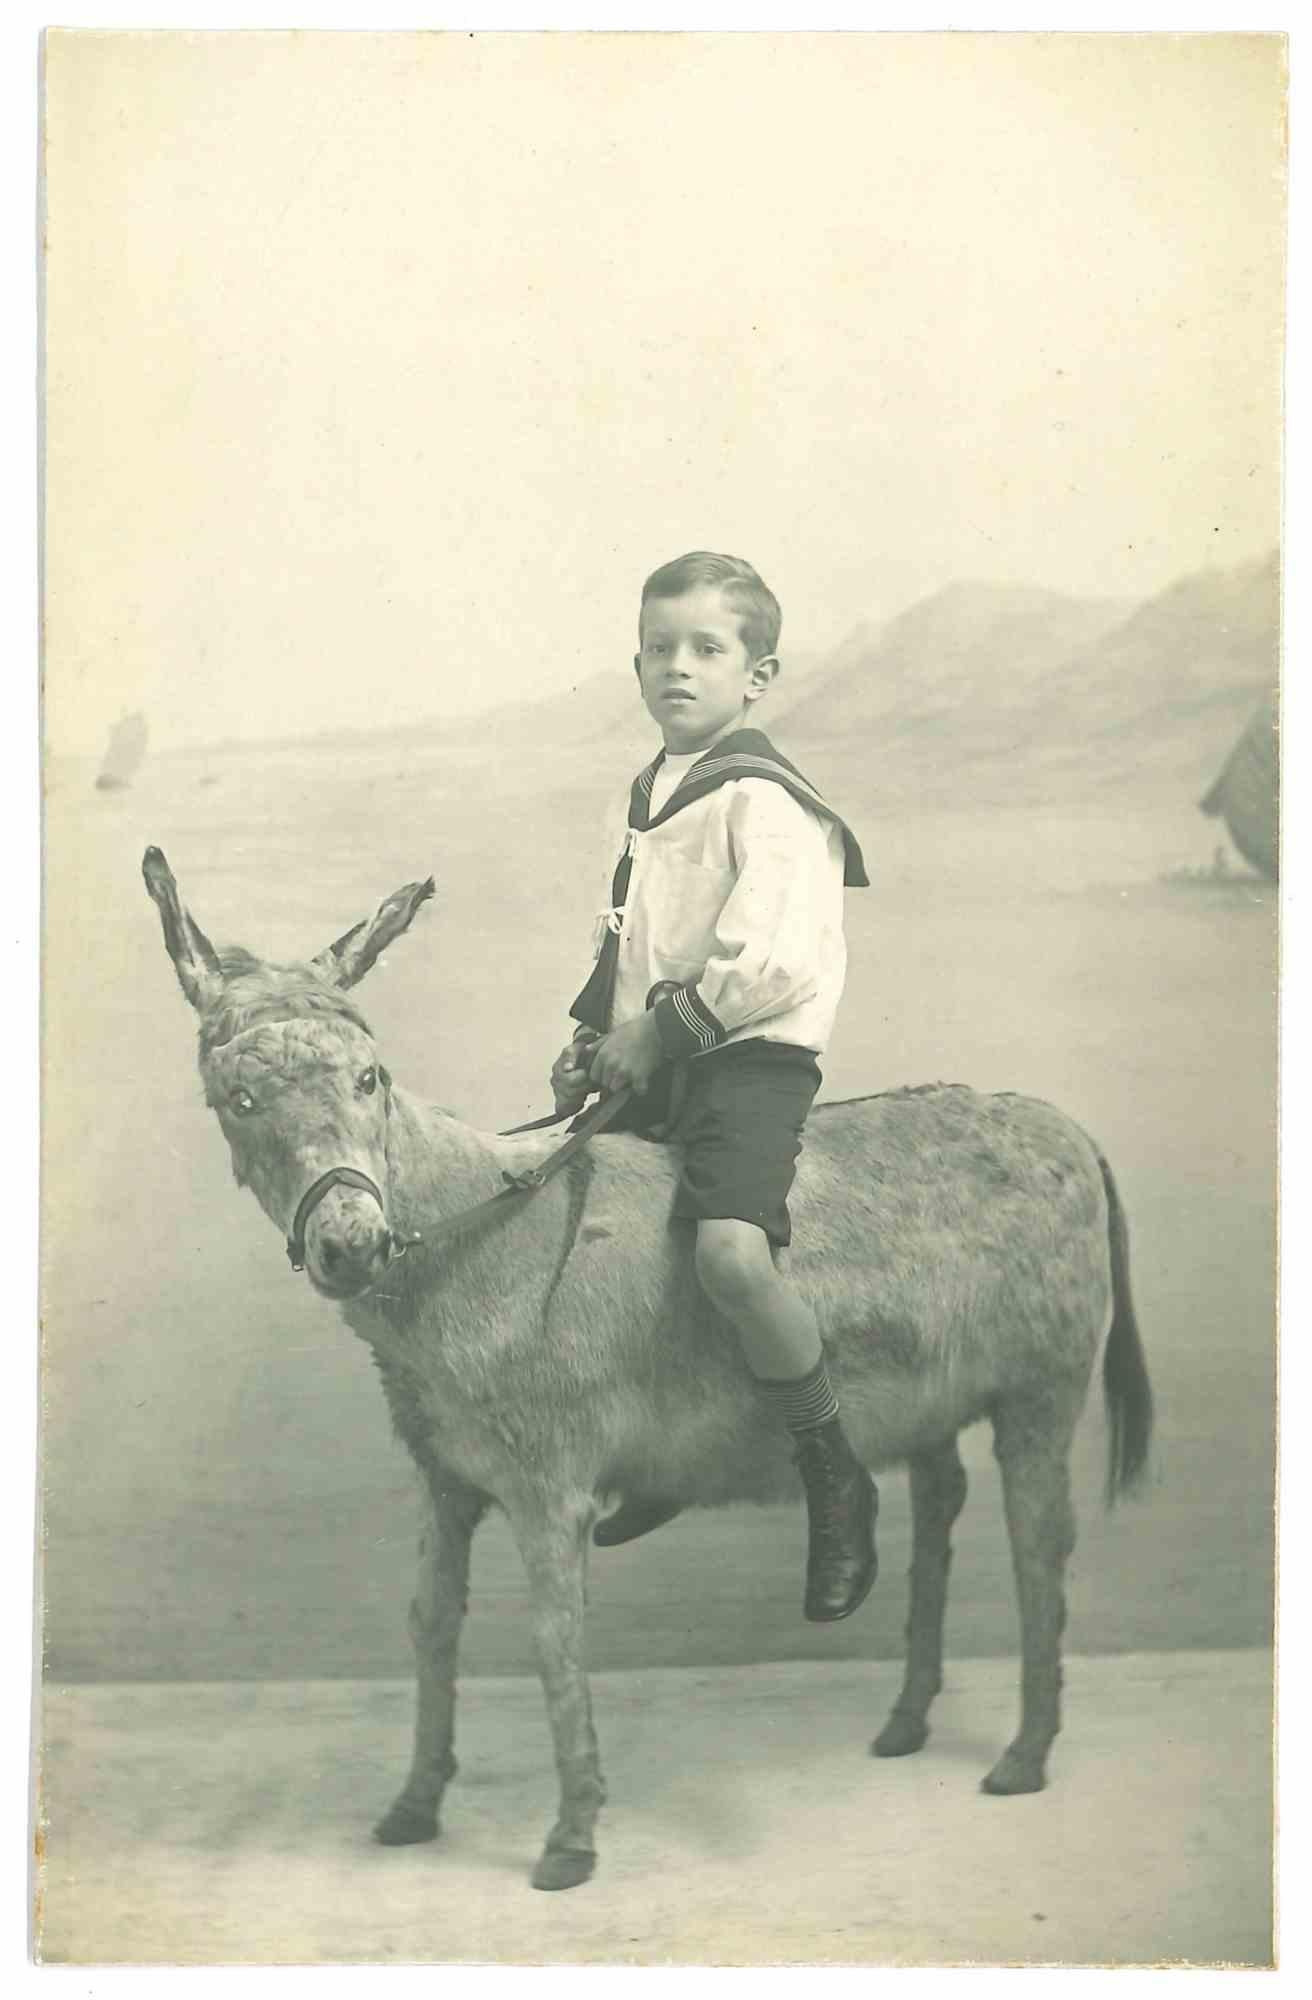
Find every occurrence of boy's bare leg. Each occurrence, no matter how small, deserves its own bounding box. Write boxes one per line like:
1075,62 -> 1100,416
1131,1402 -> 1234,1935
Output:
697,1219 -> 877,1620
692,1217 -> 821,1377
597,1220 -> 878,1621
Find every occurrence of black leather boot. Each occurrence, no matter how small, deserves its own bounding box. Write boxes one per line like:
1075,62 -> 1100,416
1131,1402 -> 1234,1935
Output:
593,1496 -> 685,1548
793,1417 -> 878,1622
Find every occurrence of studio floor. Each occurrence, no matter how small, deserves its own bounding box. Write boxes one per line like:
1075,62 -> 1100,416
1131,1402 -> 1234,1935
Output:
37,1649 -> 1273,1968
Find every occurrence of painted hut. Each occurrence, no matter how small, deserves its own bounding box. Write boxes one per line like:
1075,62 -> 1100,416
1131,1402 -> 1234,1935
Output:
1199,692 -> 1278,880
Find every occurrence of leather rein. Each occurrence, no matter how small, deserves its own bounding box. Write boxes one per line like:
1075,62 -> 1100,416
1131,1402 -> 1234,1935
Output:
285,981 -> 679,1276
284,1085 -> 634,1274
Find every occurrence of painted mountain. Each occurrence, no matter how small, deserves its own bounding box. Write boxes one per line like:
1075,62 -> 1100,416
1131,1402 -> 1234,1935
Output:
781,583 -> 1131,752
778,553 -> 1278,810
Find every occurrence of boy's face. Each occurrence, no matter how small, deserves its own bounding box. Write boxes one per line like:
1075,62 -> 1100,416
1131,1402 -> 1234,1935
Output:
634,584 -> 778,753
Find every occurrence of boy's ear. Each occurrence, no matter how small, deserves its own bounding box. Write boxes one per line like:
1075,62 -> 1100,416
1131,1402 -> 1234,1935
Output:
633,652 -> 643,682
746,655 -> 780,702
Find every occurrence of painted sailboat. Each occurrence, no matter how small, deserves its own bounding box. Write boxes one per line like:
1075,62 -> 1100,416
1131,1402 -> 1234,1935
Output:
94,712 -> 148,792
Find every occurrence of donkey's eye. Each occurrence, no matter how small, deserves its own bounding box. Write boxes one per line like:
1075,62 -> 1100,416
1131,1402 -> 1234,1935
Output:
230,1088 -> 256,1117
358,1067 -> 377,1095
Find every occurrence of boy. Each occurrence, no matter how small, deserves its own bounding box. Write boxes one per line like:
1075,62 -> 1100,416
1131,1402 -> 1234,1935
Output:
552,551 -> 877,1623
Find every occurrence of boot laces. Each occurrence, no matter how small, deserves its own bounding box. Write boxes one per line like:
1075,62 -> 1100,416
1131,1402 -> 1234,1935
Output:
796,1429 -> 863,1552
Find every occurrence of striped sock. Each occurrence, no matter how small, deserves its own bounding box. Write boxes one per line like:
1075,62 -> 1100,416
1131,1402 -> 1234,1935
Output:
755,1357 -> 840,1435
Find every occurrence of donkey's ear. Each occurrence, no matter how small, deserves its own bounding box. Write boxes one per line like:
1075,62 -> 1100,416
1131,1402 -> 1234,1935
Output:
142,846 -> 225,1013
312,876 -> 435,990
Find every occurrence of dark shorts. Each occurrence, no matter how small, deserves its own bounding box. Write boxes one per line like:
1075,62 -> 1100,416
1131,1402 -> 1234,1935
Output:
620,1039 -> 822,1247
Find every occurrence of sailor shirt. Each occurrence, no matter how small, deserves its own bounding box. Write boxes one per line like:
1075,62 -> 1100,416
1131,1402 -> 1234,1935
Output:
602,775 -> 849,1059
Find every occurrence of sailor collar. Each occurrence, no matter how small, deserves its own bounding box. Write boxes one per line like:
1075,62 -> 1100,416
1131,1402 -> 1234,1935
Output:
625,728 -> 868,888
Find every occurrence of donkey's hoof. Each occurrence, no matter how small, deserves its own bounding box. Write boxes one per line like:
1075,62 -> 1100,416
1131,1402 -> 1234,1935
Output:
374,1801 -> 439,1845
981,1750 -> 1046,1797
532,1846 -> 596,1892
872,1712 -> 929,1758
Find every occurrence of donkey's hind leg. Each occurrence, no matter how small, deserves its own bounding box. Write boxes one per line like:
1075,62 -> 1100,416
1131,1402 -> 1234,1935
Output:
375,1473 -> 487,1845
983,1394 -> 1080,1796
872,1435 -> 968,1759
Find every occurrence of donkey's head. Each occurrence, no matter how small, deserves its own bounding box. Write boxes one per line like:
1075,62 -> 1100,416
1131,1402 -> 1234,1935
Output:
143,846 -> 434,1301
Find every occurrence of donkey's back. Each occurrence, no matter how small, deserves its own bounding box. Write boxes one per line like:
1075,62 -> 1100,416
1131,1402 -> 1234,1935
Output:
519,1082 -> 1136,1512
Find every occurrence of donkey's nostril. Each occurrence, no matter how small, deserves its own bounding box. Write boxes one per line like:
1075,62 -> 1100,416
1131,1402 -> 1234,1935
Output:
320,1240 -> 342,1273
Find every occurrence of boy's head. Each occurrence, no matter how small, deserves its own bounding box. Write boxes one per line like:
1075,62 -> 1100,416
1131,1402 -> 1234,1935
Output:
634,551 -> 782,754
640,552 -> 782,660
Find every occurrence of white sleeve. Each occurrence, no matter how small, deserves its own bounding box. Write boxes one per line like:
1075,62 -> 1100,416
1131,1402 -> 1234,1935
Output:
651,780 -> 840,1057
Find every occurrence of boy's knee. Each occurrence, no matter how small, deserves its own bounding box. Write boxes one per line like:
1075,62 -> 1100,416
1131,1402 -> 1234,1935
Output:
694,1220 -> 774,1311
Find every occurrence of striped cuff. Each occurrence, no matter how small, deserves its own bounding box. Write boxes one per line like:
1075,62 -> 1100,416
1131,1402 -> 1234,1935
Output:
756,1358 -> 840,1435
652,982 -> 726,1059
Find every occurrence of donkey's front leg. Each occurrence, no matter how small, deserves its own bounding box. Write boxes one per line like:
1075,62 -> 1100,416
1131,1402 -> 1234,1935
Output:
506,1488 -> 605,1892
375,1472 -> 487,1846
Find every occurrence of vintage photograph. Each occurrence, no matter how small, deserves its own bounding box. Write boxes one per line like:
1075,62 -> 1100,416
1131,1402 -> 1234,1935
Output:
37,28 -> 1283,1967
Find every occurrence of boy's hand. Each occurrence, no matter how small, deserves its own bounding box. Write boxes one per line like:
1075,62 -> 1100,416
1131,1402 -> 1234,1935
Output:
551,1031 -> 600,1114
587,1012 -> 665,1096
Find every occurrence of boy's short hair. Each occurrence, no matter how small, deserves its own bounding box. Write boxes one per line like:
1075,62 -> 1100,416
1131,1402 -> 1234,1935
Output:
640,551 -> 782,660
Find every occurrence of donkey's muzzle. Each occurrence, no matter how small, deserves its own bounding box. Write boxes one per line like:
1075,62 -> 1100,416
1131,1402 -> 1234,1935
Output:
287,1167 -> 386,1272
287,1167 -> 418,1295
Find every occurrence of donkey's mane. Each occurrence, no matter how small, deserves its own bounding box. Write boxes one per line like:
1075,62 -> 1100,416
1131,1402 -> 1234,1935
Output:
199,949 -> 373,1056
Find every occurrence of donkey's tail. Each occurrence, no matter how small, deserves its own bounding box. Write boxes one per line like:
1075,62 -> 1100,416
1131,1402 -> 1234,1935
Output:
1096,1151 -> 1154,1505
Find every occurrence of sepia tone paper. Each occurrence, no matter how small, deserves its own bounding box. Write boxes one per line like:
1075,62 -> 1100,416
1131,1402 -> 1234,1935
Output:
38,29 -> 1284,1968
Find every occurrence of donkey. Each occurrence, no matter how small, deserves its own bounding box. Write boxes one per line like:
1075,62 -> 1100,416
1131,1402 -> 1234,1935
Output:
142,846 -> 1153,1893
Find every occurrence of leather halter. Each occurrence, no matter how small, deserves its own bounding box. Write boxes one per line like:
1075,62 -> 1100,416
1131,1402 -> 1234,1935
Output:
283,981 -> 676,1279
285,1166 -> 390,1272
282,1090 -> 638,1276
